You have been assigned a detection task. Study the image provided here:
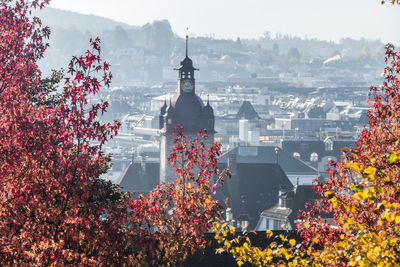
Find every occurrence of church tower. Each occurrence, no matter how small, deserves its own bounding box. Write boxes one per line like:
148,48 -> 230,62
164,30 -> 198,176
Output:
159,36 -> 215,183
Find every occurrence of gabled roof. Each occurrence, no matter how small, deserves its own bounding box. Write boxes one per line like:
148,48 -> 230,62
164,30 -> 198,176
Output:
117,161 -> 160,192
236,101 -> 260,120
219,146 -> 318,176
221,162 -> 293,229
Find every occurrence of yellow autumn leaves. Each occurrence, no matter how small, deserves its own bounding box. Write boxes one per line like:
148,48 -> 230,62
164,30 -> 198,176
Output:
214,222 -> 300,266
364,166 -> 377,181
380,201 -> 400,224
346,161 -> 378,181
354,187 -> 378,201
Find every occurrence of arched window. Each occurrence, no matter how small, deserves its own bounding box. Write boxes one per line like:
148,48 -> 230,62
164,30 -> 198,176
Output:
310,152 -> 319,162
324,138 -> 333,151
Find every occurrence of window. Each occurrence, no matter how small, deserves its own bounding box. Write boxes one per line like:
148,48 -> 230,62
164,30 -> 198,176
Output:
310,152 -> 319,162
238,146 -> 258,156
268,219 -> 273,230
273,220 -> 280,230
325,138 -> 333,151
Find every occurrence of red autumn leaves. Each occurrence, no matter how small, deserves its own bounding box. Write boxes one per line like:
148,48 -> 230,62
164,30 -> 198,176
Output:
0,1 -> 229,265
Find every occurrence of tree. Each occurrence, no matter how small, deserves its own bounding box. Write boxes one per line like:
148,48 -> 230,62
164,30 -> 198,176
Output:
300,43 -> 400,266
0,0 -> 124,264
112,25 -> 132,49
0,2 -> 230,265
215,44 -> 400,266
143,20 -> 174,60
123,126 -> 230,266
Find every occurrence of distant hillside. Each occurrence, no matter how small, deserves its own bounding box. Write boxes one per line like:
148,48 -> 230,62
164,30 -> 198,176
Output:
34,7 -> 385,87
34,7 -> 137,35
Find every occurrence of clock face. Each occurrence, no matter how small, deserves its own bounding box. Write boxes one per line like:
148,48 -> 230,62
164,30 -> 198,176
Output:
181,80 -> 193,92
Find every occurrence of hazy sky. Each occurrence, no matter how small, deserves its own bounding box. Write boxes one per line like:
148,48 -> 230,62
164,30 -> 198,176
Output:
50,0 -> 400,45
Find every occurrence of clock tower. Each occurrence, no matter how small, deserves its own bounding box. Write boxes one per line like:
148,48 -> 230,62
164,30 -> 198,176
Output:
176,35 -> 198,94
159,35 -> 215,183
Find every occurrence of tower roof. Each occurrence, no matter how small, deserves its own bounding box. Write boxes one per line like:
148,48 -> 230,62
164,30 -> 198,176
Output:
236,101 -> 260,120
160,95 -> 167,115
203,94 -> 214,115
174,35 -> 198,71
161,34 -> 214,134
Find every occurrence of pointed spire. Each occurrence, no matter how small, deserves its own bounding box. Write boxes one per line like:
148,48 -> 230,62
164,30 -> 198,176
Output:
185,27 -> 189,57
160,92 -> 167,114
169,93 -> 172,105
207,93 -> 210,105
185,35 -> 188,58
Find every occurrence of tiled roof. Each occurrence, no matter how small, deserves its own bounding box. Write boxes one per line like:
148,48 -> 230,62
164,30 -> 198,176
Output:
118,162 -> 160,192
220,146 -> 318,175
220,162 -> 293,229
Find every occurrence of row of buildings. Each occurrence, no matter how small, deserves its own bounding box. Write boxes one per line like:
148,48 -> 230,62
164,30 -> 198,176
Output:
104,40 -> 359,231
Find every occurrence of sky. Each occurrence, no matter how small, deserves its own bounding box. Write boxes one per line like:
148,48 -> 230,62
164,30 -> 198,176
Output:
49,0 -> 400,45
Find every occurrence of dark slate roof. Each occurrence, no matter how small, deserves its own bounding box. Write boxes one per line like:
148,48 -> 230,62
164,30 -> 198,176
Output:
333,140 -> 356,150
307,106 -> 326,119
220,162 -> 293,229
117,160 -> 228,206
288,185 -> 320,226
331,140 -> 356,159
171,92 -> 204,110
236,101 -> 260,120
117,161 -> 160,192
219,146 -> 318,176
176,56 -> 197,71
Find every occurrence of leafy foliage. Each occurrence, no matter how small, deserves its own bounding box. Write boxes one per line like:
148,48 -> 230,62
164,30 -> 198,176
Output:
123,127 -> 230,266
215,44 -> 400,266
0,2 -> 230,265
0,0 -> 126,264
34,69 -> 64,106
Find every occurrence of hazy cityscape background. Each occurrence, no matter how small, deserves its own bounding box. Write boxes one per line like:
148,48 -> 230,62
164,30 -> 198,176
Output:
31,3 -> 400,231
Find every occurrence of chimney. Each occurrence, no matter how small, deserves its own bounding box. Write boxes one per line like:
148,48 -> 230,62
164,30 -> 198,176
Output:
141,155 -> 147,173
226,208 -> 233,222
278,185 -> 288,208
